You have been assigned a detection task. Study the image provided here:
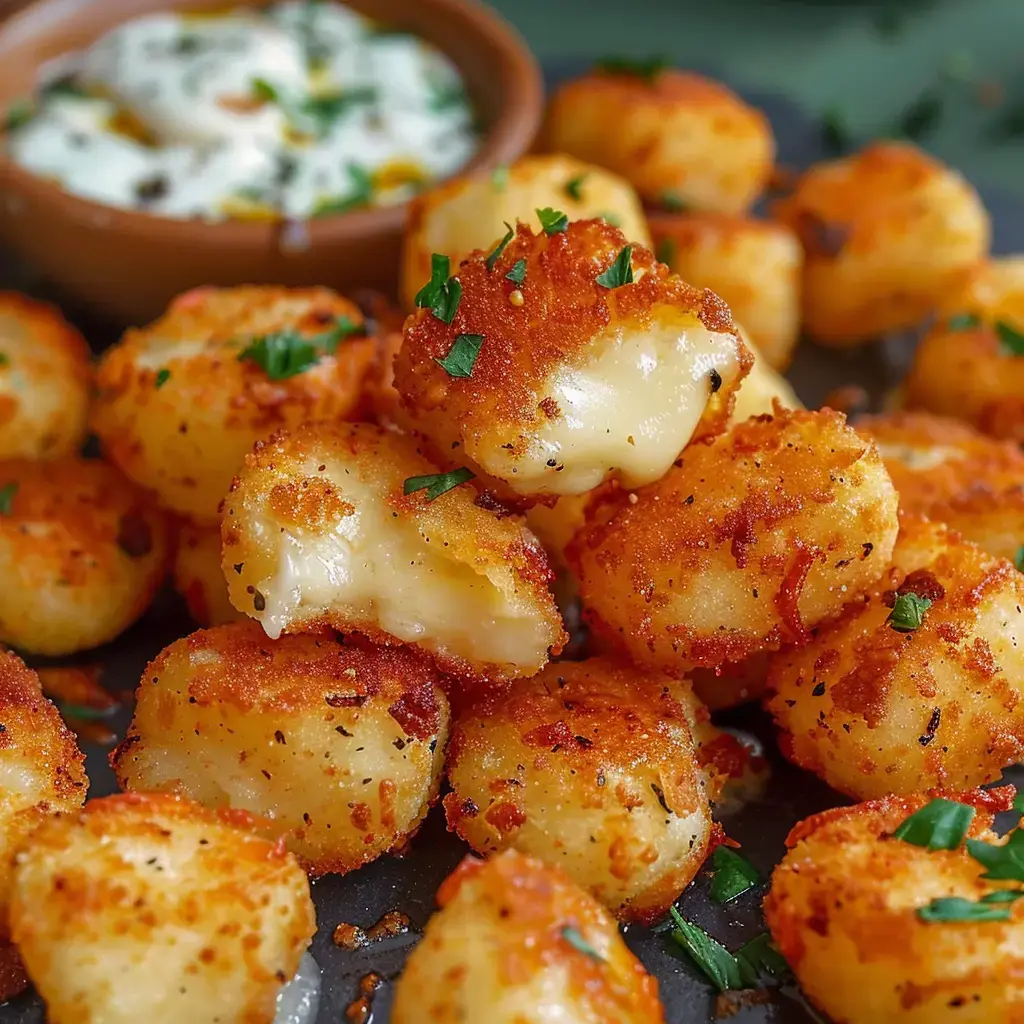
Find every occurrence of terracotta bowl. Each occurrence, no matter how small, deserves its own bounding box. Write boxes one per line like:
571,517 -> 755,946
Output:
0,0 -> 542,325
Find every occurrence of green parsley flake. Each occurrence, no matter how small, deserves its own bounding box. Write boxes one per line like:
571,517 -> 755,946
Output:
561,926 -> 603,961
887,591 -> 932,632
821,107 -> 849,156
596,246 -> 634,289
238,316 -> 366,380
312,164 -> 375,216
485,223 -> 514,271
58,702 -> 116,721
659,190 -> 688,213
155,368 -> 171,389
536,207 -> 569,235
505,258 -> 527,286
946,312 -> 981,331
710,846 -> 759,903
565,174 -> 588,201
415,254 -> 463,325
656,238 -> 677,266
3,99 -> 34,133
892,797 -> 974,851
0,482 -> 16,515
596,55 -> 668,83
0,353 -> 8,366
898,90 -> 943,141
403,467 -> 475,502
667,908 -> 753,992
918,892 -> 1024,923
435,334 -> 484,378
966,829 -> 1024,882
996,320 -> 1024,356
1015,546 -> 1024,572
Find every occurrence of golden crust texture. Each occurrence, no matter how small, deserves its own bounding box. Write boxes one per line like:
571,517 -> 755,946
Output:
774,141 -> 990,346
858,410 -> 1024,562
391,850 -> 666,1024
905,257 -> 1024,442
0,292 -> 92,461
728,338 -> 803,425
649,213 -> 802,369
10,792 -> 316,1024
765,787 -> 1024,1023
396,218 -> 753,499
92,285 -> 377,522
443,657 -> 713,924
571,407 -> 899,671
221,421 -> 566,681
767,516 -> 1024,799
400,154 -> 652,309
173,518 -> 246,627
0,457 -> 171,655
543,68 -> 774,215
113,622 -> 450,875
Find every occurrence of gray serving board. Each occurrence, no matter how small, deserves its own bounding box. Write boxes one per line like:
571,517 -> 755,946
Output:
2,64 -> 1024,1023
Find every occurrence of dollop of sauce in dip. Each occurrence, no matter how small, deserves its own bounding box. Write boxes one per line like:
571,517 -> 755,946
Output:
5,1 -> 478,220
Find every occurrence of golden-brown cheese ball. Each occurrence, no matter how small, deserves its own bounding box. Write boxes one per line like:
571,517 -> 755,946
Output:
0,651 -> 86,1000
10,792 -> 315,1024
444,658 -> 713,924
114,622 -> 449,876
221,422 -> 566,681
173,518 -> 245,627
572,407 -> 899,671
767,516 -> 1024,799
92,285 -> 377,523
765,788 -> 1024,1024
0,457 -> 170,655
906,258 -> 1024,441
774,141 -> 990,347
396,219 -> 753,501
392,850 -> 666,1024
544,66 -> 773,215
400,154 -> 651,310
857,411 -> 1024,562
0,293 -> 92,461
650,213 -> 802,369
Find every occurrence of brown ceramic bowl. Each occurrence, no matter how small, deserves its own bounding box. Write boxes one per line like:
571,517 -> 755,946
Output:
0,0 -> 542,325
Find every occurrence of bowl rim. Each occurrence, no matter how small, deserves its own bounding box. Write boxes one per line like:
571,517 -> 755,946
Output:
0,0 -> 544,247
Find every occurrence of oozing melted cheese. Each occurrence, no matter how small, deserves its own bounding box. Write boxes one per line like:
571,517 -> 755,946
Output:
244,459 -> 553,673
274,952 -> 320,1024
475,310 -> 744,495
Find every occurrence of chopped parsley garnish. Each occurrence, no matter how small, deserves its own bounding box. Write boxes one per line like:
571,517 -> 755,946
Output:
435,334 -> 484,378
966,830 -> 1024,882
596,245 -> 634,288
485,223 -> 514,271
41,75 -> 89,100
415,254 -> 463,324
312,164 -> 375,216
505,258 -> 527,286
946,312 -> 981,331
251,77 -> 279,103
709,846 -> 759,903
154,368 -> 171,389
57,702 -> 115,721
596,55 -> 668,83
1015,546 -> 1024,572
918,891 -> 1024,923
897,91 -> 943,141
887,591 -> 932,632
428,80 -> 468,112
668,908 -> 750,992
659,189 -> 688,213
0,353 -> 7,366
301,87 -> 378,135
561,926 -> 603,961
0,482 -> 16,516
403,467 -> 475,501
821,107 -> 849,156
735,933 -> 791,981
3,99 -> 34,133
491,164 -> 509,191
892,797 -> 974,851
997,320 -> 1024,356
536,207 -> 568,235
238,316 -> 366,380
656,238 -> 677,266
565,174 -> 587,201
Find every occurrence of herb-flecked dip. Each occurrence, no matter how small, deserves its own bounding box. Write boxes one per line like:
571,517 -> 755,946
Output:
4,1 -> 478,220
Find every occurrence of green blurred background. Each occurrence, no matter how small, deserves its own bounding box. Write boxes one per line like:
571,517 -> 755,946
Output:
487,0 -> 1024,198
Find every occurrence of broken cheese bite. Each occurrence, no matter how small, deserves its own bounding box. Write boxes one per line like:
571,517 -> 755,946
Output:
221,422 -> 566,680
394,218 -> 753,500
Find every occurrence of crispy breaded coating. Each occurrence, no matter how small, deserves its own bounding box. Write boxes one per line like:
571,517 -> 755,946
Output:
173,518 -> 245,627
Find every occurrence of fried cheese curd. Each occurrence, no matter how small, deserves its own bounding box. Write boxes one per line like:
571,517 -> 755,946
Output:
857,411 -> 1024,562
765,788 -> 1024,1024
774,141 -> 990,347
444,657 -> 713,924
649,213 -> 802,370
0,457 -> 170,655
0,651 -> 86,1000
92,285 -> 377,523
767,516 -> 1024,799
399,154 -> 652,309
572,407 -> 899,671
395,219 -> 753,501
0,292 -> 92,461
221,422 -> 566,680
173,518 -> 245,627
9,793 -> 316,1024
113,622 -> 450,875
391,850 -> 665,1024
905,257 -> 1024,442
544,67 -> 773,215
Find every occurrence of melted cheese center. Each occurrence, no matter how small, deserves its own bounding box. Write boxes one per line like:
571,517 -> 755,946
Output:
274,952 -> 321,1024
477,311 -> 743,495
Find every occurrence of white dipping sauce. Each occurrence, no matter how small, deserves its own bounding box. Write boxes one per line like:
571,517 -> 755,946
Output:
274,951 -> 322,1024
6,1 -> 478,220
